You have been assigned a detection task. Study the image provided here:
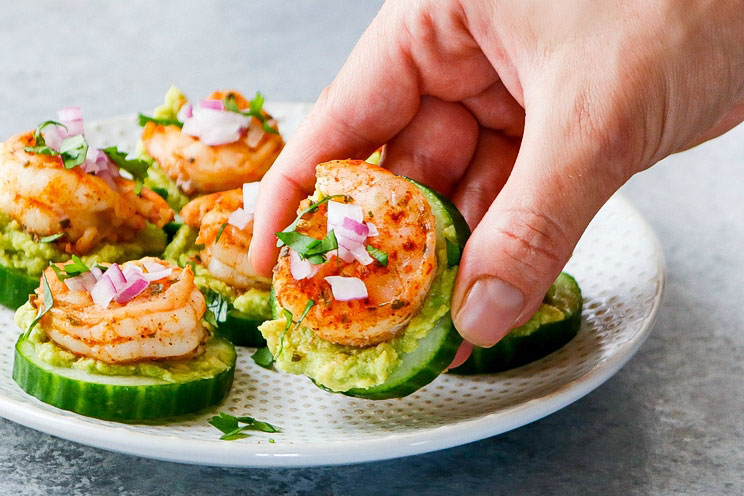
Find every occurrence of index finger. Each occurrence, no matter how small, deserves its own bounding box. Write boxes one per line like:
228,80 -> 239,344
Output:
249,4 -> 421,276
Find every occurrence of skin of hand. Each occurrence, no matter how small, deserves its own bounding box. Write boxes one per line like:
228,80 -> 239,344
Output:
250,0 -> 744,361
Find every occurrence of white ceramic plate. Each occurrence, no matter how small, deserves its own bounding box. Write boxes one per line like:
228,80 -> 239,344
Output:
0,105 -> 664,467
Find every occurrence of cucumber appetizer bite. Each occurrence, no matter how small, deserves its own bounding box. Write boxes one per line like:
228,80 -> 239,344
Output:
0,108 -> 173,310
12,257 -> 236,421
138,87 -> 284,211
451,272 -> 583,374
164,184 -> 272,346
259,160 -> 470,400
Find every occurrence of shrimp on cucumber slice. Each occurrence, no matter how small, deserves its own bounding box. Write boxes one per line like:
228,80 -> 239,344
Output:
180,187 -> 271,290
273,160 -> 438,347
37,257 -> 208,364
0,131 -> 173,255
141,90 -> 284,196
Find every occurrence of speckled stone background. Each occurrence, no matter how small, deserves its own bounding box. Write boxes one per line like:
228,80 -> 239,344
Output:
0,2 -> 742,495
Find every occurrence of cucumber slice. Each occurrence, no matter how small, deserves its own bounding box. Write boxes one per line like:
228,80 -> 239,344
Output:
0,264 -> 39,310
13,334 -> 237,421
264,172 -> 470,399
214,308 -> 266,347
451,272 -> 583,374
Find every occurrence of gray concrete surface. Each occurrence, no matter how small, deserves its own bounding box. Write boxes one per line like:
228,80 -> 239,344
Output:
0,2 -> 742,494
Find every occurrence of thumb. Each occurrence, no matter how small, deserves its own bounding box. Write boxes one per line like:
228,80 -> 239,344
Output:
451,108 -> 633,347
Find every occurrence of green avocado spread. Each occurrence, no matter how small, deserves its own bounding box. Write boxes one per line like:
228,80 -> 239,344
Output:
15,302 -> 234,383
259,185 -> 459,392
138,85 -> 193,211
163,225 -> 271,321
0,212 -> 166,278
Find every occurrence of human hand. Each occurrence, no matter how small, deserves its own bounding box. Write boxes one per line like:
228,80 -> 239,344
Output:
251,0 -> 744,354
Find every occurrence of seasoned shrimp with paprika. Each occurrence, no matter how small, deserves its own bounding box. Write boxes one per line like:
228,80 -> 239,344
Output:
35,257 -> 207,364
141,90 -> 284,195
272,160 -> 438,347
180,186 -> 271,290
0,131 -> 173,255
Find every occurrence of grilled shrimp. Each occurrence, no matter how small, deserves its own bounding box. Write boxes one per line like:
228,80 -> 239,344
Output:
35,258 -> 208,364
180,188 -> 271,290
273,160 -> 438,347
0,132 -> 173,254
141,90 -> 284,195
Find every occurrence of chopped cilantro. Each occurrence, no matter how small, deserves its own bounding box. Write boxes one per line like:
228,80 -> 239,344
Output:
275,230 -> 337,264
366,245 -> 388,266
276,194 -> 345,245
223,91 -> 279,135
24,120 -> 66,156
206,290 -> 229,324
215,223 -> 228,243
59,134 -> 89,169
49,255 -> 90,281
24,273 -> 53,339
39,233 -> 66,243
251,346 -> 274,369
276,307 -> 294,358
102,146 -> 150,195
209,412 -> 280,441
137,113 -> 183,128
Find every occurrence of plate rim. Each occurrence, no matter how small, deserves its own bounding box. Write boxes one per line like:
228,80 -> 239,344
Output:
0,112 -> 665,467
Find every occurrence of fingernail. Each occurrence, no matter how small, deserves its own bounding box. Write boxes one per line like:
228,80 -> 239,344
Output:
453,277 -> 524,347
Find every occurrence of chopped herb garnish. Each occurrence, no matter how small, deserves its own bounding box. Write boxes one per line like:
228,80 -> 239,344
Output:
223,91 -> 278,135
152,186 -> 168,200
251,346 -> 274,369
445,238 -> 462,266
276,194 -> 345,246
276,307 -> 294,358
366,245 -> 388,266
39,233 -> 66,243
209,412 -> 279,441
59,134 -> 89,169
24,273 -> 53,339
206,290 -> 229,324
103,146 -> 150,195
275,230 -> 337,264
24,120 -> 66,156
296,299 -> 315,328
49,255 -> 90,281
215,223 -> 228,243
137,113 -> 183,128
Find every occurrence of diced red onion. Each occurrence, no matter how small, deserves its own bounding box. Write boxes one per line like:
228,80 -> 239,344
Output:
64,276 -> 86,292
182,108 -> 249,146
348,244 -> 374,265
57,107 -> 84,137
144,269 -> 172,282
113,274 -> 149,304
122,265 -> 144,282
338,217 -> 368,242
90,276 -> 116,308
176,102 -> 193,122
42,123 -> 67,150
79,271 -> 98,291
327,201 -> 363,231
199,99 -> 225,111
143,260 -> 168,273
106,263 -> 126,292
242,182 -> 260,214
90,266 -> 103,281
245,119 -> 264,148
290,249 -> 321,280
366,222 -> 379,237
227,207 -> 252,230
324,276 -> 368,301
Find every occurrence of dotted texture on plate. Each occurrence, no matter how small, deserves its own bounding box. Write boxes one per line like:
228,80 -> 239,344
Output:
0,106 -> 663,466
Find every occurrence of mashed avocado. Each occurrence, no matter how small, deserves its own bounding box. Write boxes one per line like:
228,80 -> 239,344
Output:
163,225 -> 271,320
0,212 -> 166,278
15,302 -> 234,383
138,85 -> 193,211
259,185 -> 460,392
